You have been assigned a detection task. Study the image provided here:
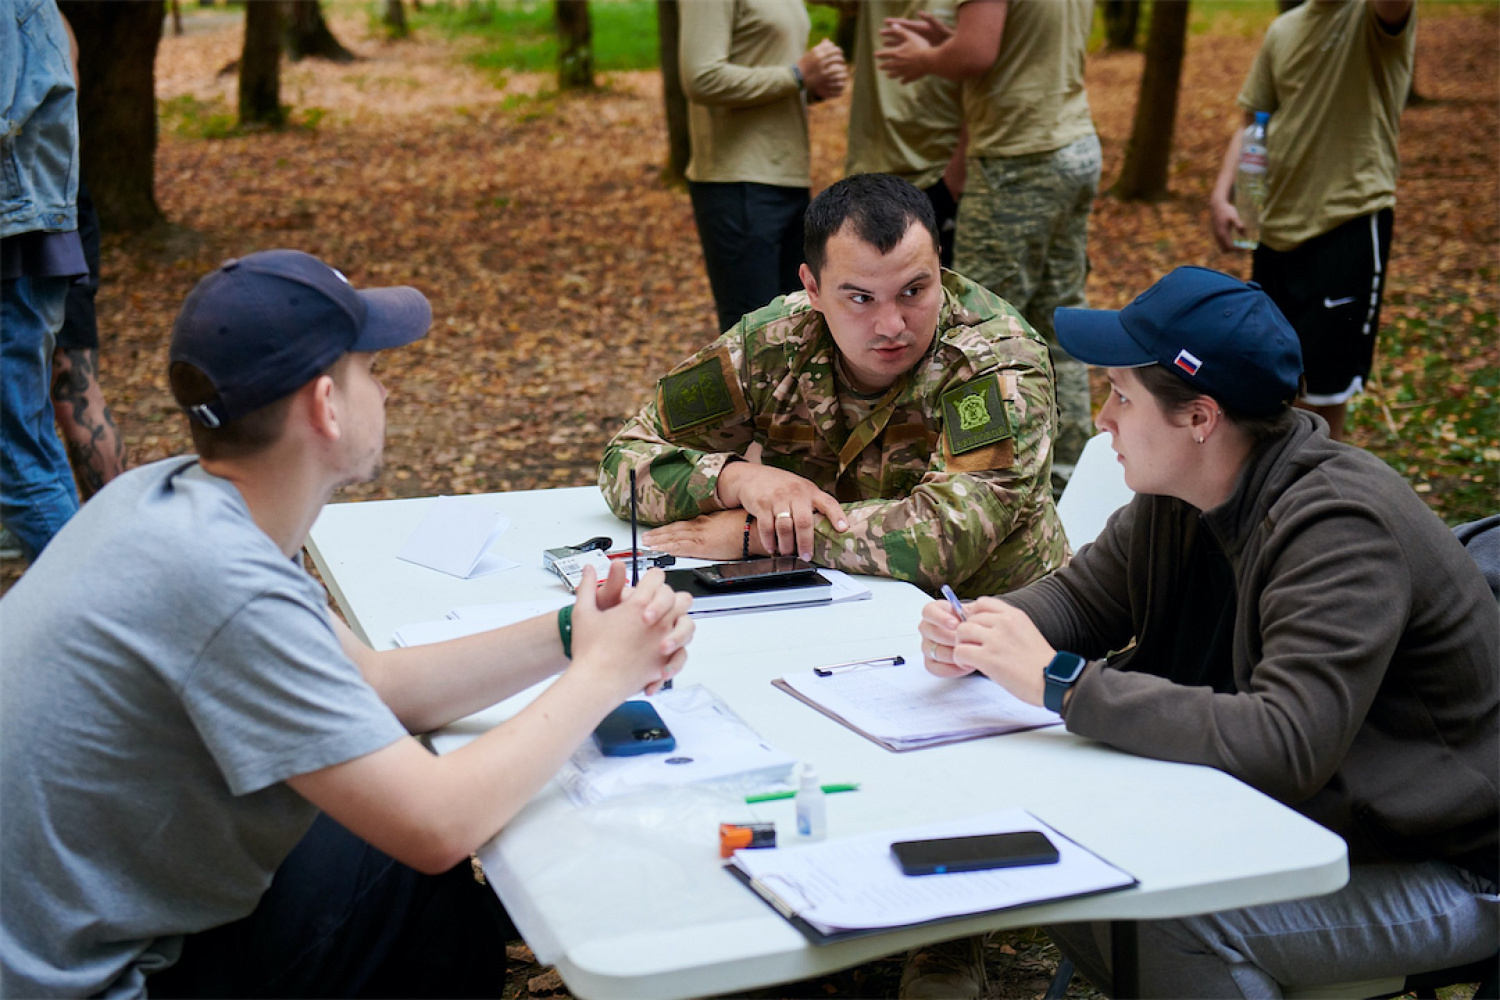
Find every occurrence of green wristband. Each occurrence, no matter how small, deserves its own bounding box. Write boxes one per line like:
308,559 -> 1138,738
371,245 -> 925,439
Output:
557,604 -> 574,659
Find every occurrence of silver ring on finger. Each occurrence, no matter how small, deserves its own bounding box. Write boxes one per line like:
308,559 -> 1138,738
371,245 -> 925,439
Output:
775,511 -> 792,519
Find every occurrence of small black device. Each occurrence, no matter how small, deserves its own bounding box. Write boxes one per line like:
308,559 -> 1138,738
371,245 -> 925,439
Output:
692,557 -> 819,589
593,701 -> 676,756
891,830 -> 1060,876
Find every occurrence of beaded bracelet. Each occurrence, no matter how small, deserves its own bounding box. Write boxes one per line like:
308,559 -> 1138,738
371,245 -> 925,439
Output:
743,512 -> 754,560
557,604 -> 573,659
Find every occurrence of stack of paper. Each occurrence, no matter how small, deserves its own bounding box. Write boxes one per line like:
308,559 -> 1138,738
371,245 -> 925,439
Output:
727,807 -> 1136,940
776,648 -> 1060,751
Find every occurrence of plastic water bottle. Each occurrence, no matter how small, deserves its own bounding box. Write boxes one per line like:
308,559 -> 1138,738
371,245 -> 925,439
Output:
794,764 -> 827,841
1233,111 -> 1270,250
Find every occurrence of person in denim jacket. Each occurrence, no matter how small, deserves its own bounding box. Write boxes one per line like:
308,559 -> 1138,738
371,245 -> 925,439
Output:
2,0 -> 86,561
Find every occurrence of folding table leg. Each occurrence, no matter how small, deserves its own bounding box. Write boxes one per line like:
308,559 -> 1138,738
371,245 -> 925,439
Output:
1110,919 -> 1139,998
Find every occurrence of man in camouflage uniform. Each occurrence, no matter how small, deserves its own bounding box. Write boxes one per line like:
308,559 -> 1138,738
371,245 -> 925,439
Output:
598,174 -> 1066,599
879,0 -> 1101,498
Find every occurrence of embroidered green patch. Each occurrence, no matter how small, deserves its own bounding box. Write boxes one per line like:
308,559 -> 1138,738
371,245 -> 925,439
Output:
941,373 -> 1012,454
660,354 -> 736,434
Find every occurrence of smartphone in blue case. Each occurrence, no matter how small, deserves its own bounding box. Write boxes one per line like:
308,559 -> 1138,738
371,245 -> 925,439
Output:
593,701 -> 676,756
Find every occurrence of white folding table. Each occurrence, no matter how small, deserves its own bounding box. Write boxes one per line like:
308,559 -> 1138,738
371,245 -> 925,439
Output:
308,486 -> 1348,1000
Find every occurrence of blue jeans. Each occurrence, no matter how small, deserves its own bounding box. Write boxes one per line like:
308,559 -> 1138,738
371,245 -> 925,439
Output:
1047,861 -> 1499,998
1,275 -> 79,559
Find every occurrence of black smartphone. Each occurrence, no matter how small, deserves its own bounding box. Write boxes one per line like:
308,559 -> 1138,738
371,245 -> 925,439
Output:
593,701 -> 676,757
692,557 -> 818,589
891,831 -> 1060,876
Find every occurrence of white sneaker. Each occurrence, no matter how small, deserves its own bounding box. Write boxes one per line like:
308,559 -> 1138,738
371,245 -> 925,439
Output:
0,527 -> 21,560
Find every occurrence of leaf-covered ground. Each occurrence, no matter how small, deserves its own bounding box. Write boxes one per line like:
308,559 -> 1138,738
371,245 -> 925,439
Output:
75,3 -> 1500,520
4,5 -> 1495,996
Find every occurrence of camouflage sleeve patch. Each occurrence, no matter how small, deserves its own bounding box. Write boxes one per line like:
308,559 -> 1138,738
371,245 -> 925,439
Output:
656,344 -> 749,439
941,372 -> 1013,455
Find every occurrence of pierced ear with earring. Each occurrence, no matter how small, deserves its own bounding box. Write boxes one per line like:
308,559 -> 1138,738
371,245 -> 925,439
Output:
1193,404 -> 1222,444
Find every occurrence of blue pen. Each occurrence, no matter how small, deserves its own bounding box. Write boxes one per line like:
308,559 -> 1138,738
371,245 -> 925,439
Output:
940,584 -> 968,622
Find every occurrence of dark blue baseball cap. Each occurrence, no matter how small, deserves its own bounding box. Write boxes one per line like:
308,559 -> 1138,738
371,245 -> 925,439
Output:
1054,266 -> 1303,417
169,249 -> 431,427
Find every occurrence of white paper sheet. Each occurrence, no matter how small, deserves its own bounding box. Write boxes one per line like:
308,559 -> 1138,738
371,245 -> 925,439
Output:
730,807 -> 1135,935
390,597 -> 572,648
396,495 -> 518,578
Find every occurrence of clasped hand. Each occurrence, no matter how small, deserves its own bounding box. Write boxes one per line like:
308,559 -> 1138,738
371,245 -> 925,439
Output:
571,562 -> 694,697
918,596 -> 1055,706
876,13 -> 952,83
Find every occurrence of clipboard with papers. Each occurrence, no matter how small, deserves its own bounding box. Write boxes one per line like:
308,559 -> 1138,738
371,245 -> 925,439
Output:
772,646 -> 1062,752
724,807 -> 1137,944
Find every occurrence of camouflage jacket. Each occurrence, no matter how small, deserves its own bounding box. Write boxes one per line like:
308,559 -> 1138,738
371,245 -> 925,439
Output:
598,272 -> 1068,597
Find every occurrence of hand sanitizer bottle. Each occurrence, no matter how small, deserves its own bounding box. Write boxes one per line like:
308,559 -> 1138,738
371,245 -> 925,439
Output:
795,764 -> 827,842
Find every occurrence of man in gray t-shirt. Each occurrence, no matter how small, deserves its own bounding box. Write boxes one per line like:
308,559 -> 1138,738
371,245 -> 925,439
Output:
0,250 -> 696,998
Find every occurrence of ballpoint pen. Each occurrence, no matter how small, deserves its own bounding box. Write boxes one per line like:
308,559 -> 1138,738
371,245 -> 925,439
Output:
813,655 -> 905,677
940,584 -> 968,622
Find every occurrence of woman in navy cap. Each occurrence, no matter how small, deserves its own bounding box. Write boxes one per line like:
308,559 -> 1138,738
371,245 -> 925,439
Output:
919,266 -> 1497,994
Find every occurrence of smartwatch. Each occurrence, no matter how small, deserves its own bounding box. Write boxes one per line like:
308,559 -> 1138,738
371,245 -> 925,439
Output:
1042,652 -> 1087,714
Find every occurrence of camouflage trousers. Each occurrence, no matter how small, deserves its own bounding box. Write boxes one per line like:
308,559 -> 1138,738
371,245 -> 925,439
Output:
954,133 -> 1102,496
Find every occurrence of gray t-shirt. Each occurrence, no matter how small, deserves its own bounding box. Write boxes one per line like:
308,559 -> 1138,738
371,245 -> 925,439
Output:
0,458 -> 408,999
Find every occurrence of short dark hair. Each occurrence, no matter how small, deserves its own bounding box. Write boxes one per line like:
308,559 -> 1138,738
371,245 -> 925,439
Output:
803,173 -> 940,280
170,354 -> 352,460
1133,364 -> 1299,445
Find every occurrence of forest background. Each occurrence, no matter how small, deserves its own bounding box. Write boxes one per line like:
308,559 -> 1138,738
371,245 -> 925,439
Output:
3,1 -> 1496,996
49,0 -> 1499,526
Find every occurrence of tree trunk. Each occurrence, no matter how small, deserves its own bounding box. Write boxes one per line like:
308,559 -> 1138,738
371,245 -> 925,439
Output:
383,0 -> 409,38
556,0 -> 595,91
657,0 -> 690,181
285,0 -> 356,62
1114,0 -> 1190,201
171,0 -> 183,36
240,1 -> 285,127
834,5 -> 857,61
1102,0 -> 1142,51
57,1 -> 166,232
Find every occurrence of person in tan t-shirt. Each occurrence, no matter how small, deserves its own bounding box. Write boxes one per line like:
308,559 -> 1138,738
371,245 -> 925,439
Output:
680,0 -> 847,334
1210,0 -> 1415,440
875,0 -> 1099,502
843,0 -> 965,266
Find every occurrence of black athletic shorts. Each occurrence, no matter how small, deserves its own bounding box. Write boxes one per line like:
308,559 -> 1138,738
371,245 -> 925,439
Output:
1252,208 -> 1394,405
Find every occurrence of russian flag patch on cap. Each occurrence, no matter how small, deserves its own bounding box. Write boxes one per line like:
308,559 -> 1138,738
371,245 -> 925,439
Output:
1174,349 -> 1202,376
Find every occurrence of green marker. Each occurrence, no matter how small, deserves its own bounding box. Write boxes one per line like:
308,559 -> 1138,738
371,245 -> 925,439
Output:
745,783 -> 860,804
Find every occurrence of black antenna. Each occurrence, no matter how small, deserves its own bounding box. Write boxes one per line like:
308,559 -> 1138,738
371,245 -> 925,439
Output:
629,468 -> 639,588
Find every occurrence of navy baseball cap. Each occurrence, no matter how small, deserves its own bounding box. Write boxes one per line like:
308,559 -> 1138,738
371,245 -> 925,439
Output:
1055,266 -> 1303,417
169,249 -> 431,427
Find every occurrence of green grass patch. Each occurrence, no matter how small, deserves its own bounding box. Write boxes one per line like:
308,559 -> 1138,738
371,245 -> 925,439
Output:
405,0 -> 842,79
1351,295 -> 1500,526
158,94 -> 331,139
158,94 -> 241,140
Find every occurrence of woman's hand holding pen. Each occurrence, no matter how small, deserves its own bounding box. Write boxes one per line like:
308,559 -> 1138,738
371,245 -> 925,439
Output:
918,597 -> 1056,706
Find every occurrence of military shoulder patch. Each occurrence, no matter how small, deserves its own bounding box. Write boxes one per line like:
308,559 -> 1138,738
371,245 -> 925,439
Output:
658,344 -> 748,437
941,372 -> 1013,455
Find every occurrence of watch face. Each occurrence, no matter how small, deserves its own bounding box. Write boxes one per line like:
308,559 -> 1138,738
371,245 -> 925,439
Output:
1046,653 -> 1087,684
